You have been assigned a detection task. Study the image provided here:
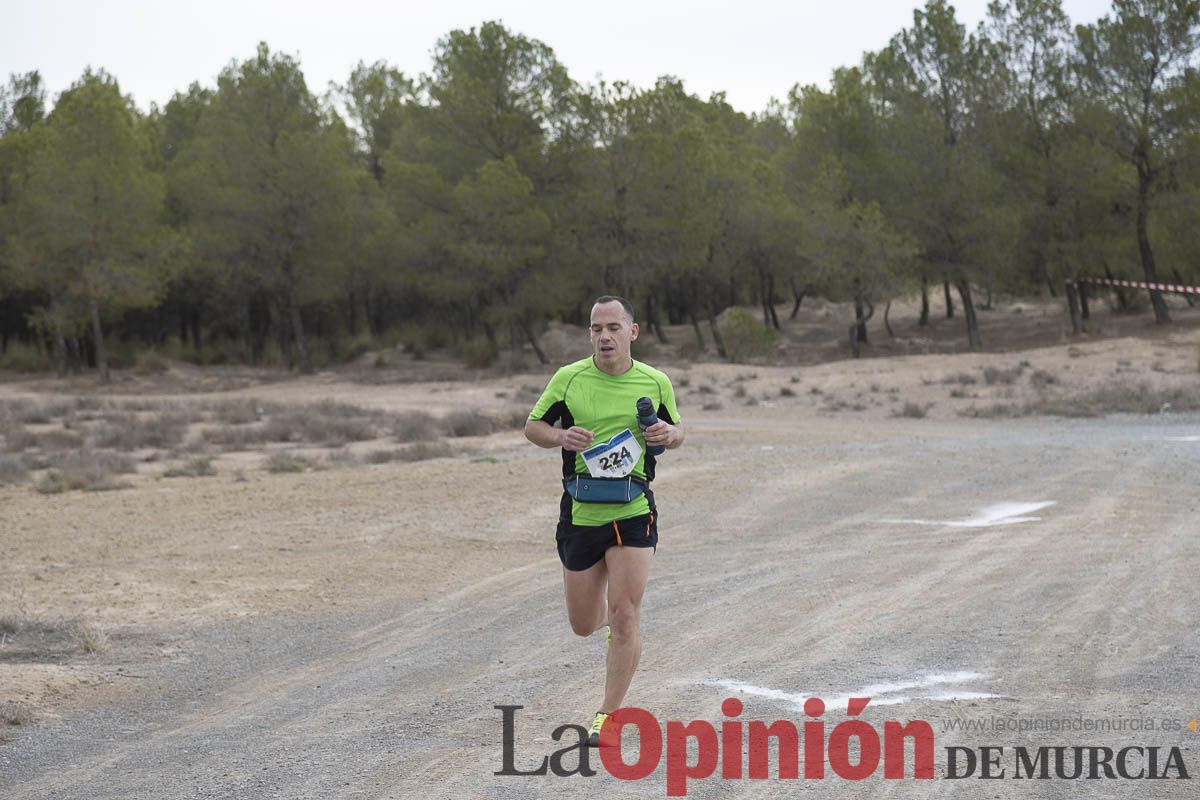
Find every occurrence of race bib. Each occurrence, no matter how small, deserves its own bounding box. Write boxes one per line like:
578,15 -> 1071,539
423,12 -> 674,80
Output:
581,428 -> 642,478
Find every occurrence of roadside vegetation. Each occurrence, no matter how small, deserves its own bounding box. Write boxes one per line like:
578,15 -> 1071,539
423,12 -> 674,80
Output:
1,3 -> 1198,379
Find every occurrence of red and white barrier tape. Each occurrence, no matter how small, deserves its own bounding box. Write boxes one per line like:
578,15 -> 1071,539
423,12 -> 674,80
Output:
1069,277 -> 1200,296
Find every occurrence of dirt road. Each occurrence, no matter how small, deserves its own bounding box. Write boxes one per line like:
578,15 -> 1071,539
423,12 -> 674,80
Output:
4,404 -> 1198,799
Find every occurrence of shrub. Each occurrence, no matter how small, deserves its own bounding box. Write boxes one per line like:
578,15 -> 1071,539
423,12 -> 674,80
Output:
0,343 -> 53,373
162,458 -> 216,478
982,365 -> 1024,385
2,426 -> 37,453
206,400 -> 261,426
442,409 -> 497,437
133,350 -> 171,375
718,308 -> 778,363
39,450 -> 137,492
1029,369 -> 1059,389
93,411 -> 188,450
265,451 -> 316,473
894,402 -> 930,418
393,411 -> 441,443
35,469 -> 67,494
0,454 -> 29,485
366,442 -> 453,463
455,337 -> 499,369
33,429 -> 84,451
71,622 -> 109,654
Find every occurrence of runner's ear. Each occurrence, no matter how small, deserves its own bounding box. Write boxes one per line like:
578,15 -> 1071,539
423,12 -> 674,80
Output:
629,322 -> 639,341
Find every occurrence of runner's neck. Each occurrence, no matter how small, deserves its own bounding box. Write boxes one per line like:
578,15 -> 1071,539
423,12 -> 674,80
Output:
592,355 -> 634,376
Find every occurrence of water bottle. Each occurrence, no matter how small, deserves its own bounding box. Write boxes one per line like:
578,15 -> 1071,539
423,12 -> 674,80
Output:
636,397 -> 665,456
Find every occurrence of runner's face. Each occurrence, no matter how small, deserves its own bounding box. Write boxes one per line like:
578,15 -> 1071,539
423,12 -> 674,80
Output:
590,302 -> 638,370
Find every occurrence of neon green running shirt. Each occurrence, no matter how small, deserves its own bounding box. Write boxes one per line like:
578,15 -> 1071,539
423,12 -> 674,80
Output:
529,357 -> 682,526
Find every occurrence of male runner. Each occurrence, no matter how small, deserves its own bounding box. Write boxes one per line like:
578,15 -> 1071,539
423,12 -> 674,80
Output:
525,295 -> 684,746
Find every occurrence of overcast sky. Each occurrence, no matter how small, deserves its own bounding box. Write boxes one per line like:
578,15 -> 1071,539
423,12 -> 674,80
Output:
7,0 -> 1116,115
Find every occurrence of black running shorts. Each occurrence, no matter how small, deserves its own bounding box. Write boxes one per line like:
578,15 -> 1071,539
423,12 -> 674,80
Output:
556,492 -> 658,571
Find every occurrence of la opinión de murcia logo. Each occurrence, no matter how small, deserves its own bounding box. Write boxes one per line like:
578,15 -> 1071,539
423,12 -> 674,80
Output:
496,700 -> 1192,797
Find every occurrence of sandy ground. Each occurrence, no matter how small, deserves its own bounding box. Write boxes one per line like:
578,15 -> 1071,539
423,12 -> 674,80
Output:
1,295 -> 1199,797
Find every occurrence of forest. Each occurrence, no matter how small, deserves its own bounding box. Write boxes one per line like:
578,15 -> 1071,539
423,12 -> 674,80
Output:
0,0 -> 1197,380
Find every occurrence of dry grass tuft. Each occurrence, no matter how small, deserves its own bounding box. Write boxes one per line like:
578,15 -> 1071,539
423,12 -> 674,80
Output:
0,454 -> 29,485
93,411 -> 188,450
1029,369 -> 1059,389
894,401 -> 931,418
1027,383 -> 1200,416
71,622 -> 109,654
442,409 -> 500,438
365,442 -> 453,464
982,365 -> 1025,385
264,451 -> 318,473
0,701 -> 35,728
392,411 -> 441,443
162,458 -> 216,478
35,450 -> 137,493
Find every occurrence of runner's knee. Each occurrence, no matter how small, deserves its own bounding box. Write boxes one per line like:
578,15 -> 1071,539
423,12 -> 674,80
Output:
568,615 -> 595,637
608,602 -> 639,642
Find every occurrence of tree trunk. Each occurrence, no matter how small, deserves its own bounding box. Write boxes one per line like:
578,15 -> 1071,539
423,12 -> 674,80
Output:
853,295 -> 869,343
1079,282 -> 1090,320
54,325 -> 67,378
943,277 -> 955,319
179,302 -> 189,349
919,276 -> 930,326
508,319 -> 523,364
884,300 -> 894,338
765,272 -> 780,330
1065,282 -> 1083,335
1135,159 -> 1170,323
955,279 -> 982,350
645,292 -> 668,344
288,299 -> 313,374
789,279 -> 810,320
519,317 -> 548,365
67,336 -> 83,374
1172,269 -> 1195,307
849,285 -> 874,358
278,300 -> 293,368
688,309 -> 706,351
705,305 -> 727,360
89,298 -> 110,384
1104,266 -> 1126,311
189,306 -> 202,351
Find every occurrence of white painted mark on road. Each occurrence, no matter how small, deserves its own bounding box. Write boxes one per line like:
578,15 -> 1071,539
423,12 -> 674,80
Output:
1164,436 -> 1200,442
704,671 -> 1001,710
879,501 -> 1056,528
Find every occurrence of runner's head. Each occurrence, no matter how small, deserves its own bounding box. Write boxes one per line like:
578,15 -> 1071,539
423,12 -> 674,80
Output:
590,296 -> 638,374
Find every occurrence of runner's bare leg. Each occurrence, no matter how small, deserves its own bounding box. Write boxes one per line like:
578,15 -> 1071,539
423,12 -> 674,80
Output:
563,561 -> 609,637
601,545 -> 653,712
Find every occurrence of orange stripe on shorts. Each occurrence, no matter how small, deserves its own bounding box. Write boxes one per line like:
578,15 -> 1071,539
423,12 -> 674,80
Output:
613,520 -> 622,546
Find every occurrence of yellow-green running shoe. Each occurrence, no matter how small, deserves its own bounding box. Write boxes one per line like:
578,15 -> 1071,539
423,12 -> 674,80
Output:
587,711 -> 610,747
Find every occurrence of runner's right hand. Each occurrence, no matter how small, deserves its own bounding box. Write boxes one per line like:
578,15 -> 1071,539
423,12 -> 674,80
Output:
560,426 -> 595,452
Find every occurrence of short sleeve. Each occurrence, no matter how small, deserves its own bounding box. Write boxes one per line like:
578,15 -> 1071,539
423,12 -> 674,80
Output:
658,373 -> 682,425
528,367 -> 572,424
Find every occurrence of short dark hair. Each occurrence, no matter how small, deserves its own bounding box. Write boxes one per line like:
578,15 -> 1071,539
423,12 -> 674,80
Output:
592,295 -> 635,323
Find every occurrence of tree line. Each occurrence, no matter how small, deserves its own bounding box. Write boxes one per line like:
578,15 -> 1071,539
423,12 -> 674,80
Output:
0,0 -> 1197,380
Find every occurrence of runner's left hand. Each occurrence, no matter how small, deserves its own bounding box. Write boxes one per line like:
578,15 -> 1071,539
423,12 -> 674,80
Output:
643,421 -> 675,447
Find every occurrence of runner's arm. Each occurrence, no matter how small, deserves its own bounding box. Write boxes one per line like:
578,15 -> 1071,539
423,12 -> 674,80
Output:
524,419 -> 562,448
525,419 -> 595,451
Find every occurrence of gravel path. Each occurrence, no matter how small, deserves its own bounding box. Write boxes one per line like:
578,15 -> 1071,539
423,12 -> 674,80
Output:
5,413 -> 1199,799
